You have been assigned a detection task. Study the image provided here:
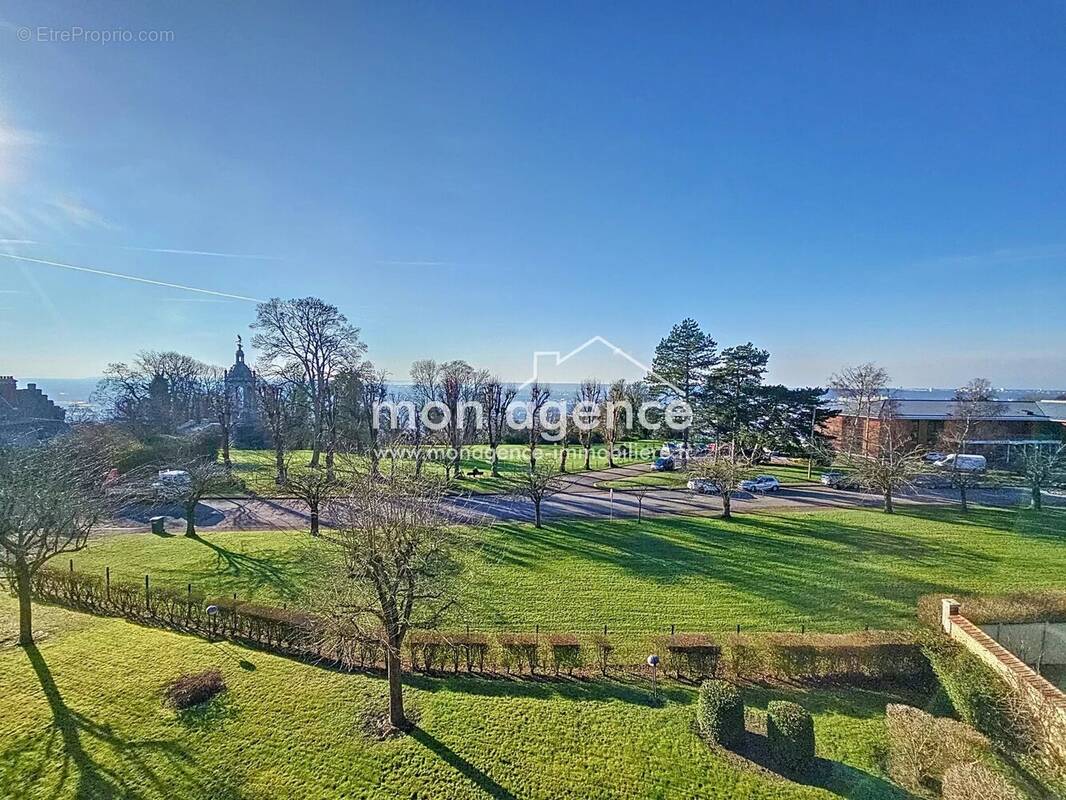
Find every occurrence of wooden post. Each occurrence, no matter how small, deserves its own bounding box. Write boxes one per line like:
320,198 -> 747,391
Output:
105,566 -> 110,601
69,558 -> 74,573
145,574 -> 150,612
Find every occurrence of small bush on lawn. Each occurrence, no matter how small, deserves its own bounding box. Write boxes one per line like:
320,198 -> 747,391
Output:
941,762 -> 1024,800
696,679 -> 744,747
498,633 -> 539,674
164,669 -> 226,710
884,703 -> 990,794
547,634 -> 582,675
662,634 -> 721,680
766,701 -> 815,774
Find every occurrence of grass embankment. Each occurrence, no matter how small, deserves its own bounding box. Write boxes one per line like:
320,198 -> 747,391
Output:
68,507 -> 1066,641
0,594 -> 923,799
230,440 -> 661,495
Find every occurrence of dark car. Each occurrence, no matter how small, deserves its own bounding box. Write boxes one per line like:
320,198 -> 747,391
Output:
820,471 -> 859,490
653,456 -> 675,472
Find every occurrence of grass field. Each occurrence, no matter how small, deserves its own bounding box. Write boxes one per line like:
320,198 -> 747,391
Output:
598,460 -> 822,490
229,440 -> 662,495
66,507 -> 1066,640
0,595 -> 926,799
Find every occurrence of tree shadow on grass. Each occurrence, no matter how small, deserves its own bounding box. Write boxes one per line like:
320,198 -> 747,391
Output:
409,726 -> 518,800
726,729 -> 917,800
406,672 -> 692,706
9,645 -> 209,800
187,534 -> 298,600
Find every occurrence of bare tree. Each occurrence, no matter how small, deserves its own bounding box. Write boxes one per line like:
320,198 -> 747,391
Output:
1012,442 -> 1066,512
439,361 -> 485,479
251,297 -> 365,468
526,382 -> 551,470
829,362 -> 890,455
511,460 -> 567,528
149,456 -> 231,536
319,472 -> 468,732
689,453 -> 751,519
839,402 -> 923,513
601,380 -> 630,468
283,460 -> 344,537
0,432 -> 121,646
257,379 -> 292,486
482,378 -> 516,478
941,378 -> 1001,512
409,359 -> 442,477
95,351 -> 211,434
575,378 -> 604,470
202,367 -> 234,471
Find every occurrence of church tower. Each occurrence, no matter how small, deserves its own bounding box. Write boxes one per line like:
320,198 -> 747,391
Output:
225,335 -> 263,445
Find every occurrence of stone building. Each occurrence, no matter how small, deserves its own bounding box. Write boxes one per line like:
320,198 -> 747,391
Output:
0,376 -> 68,443
225,336 -> 265,446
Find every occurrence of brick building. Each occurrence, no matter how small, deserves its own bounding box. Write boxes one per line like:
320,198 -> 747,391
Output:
0,376 -> 68,443
824,398 -> 1066,463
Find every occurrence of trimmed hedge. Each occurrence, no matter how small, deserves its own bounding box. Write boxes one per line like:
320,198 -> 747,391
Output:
547,634 -> 582,675
696,680 -> 744,747
918,590 -> 1066,626
661,634 -> 722,680
728,631 -> 928,682
942,762 -> 1024,800
498,633 -> 539,673
766,701 -> 815,773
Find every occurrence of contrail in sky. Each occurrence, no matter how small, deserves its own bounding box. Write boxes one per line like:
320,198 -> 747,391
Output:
0,252 -> 264,302
121,246 -> 281,260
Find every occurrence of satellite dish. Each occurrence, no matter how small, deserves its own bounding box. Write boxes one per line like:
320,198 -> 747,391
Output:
647,654 -> 660,667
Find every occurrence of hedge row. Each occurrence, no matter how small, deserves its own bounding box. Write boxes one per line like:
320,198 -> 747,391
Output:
918,590 -> 1066,626
32,567 -> 927,683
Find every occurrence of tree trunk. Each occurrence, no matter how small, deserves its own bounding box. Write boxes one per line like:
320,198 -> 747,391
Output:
1032,482 -> 1042,511
16,560 -> 33,647
721,493 -> 731,520
490,445 -> 500,478
584,445 -> 591,470
386,637 -> 407,730
884,487 -> 894,514
453,446 -> 463,478
959,482 -> 968,513
309,501 -> 320,537
185,501 -> 197,536
534,499 -> 542,528
560,448 -> 568,474
274,439 -> 286,486
221,423 -> 232,470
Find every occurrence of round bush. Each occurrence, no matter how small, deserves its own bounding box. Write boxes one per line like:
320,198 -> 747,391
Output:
696,679 -> 744,746
766,700 -> 815,773
942,762 -> 1023,800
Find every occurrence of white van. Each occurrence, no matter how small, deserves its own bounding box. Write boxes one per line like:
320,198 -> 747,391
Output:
934,454 -> 987,472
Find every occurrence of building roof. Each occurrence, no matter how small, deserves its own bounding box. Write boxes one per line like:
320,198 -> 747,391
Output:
839,398 -> 1064,423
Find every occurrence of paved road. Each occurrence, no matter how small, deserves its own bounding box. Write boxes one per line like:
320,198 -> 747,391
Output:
101,462 -> 1063,535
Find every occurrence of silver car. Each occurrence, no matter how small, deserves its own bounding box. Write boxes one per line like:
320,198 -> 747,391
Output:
740,475 -> 780,492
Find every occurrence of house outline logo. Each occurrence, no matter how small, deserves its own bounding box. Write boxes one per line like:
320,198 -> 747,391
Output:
517,335 -> 685,398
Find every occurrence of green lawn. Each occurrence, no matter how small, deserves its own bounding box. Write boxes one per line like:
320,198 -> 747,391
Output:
0,595 -> 923,799
67,507 -> 1066,644
230,440 -> 662,495
598,459 -> 822,490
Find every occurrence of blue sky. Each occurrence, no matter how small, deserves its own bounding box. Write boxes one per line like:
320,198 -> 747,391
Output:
1,1 -> 1064,387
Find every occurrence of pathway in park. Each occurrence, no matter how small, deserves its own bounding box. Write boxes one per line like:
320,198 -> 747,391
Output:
101,461 -> 1063,535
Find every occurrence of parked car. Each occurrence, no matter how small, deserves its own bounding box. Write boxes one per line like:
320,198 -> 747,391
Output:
687,478 -> 719,494
923,451 -> 946,463
934,454 -> 987,472
659,443 -> 678,458
151,469 -> 191,495
741,475 -> 780,492
820,471 -> 859,489
653,456 -> 675,472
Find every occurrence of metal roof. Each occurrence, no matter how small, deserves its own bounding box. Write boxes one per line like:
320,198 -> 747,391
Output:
839,398 -> 1063,422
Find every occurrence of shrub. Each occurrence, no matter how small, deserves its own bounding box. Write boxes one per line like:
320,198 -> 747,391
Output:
696,679 -> 744,747
918,590 -> 1066,626
941,762 -> 1024,800
547,634 -> 582,675
591,635 -> 614,676
884,703 -> 990,794
729,631 -> 928,682
498,633 -> 539,674
663,634 -> 721,680
164,668 -> 226,710
766,701 -> 815,773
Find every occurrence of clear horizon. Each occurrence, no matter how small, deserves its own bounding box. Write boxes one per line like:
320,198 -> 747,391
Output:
2,2 -> 1064,387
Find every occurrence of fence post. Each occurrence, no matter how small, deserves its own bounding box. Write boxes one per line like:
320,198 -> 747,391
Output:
105,566 -> 110,601
145,574 -> 150,612
736,624 -> 740,635
69,558 -> 74,573
670,623 -> 675,637
801,624 -> 805,635
603,624 -> 607,636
